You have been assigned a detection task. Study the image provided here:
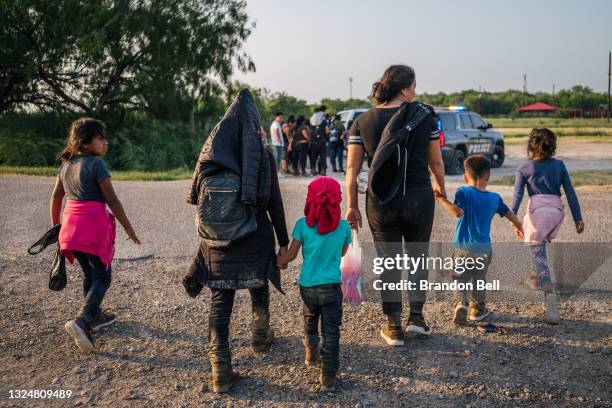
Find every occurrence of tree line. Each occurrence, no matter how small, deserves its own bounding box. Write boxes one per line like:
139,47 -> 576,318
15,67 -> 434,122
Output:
2,1 -> 609,171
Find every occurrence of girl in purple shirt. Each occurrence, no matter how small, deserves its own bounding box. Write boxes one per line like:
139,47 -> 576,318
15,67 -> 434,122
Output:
512,128 -> 584,324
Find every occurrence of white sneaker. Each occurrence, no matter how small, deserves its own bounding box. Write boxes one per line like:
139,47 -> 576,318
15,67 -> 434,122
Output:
277,172 -> 285,178
544,291 -> 560,324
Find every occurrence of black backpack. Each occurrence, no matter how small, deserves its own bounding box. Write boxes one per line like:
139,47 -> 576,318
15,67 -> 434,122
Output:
196,170 -> 257,247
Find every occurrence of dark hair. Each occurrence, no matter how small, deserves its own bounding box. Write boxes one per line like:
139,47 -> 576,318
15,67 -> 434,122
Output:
347,120 -> 354,130
287,115 -> 295,124
59,118 -> 106,162
314,105 -> 327,113
464,154 -> 491,179
333,114 -> 341,121
527,127 -> 557,160
296,116 -> 305,127
371,65 -> 416,104
275,111 -> 284,117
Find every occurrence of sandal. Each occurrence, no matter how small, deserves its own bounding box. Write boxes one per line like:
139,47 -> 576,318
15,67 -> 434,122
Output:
476,322 -> 507,335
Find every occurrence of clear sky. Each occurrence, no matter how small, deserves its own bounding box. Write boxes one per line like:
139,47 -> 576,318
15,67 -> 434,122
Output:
233,0 -> 612,103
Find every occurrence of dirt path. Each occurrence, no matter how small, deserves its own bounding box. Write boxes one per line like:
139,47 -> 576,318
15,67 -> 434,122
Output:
0,175 -> 610,407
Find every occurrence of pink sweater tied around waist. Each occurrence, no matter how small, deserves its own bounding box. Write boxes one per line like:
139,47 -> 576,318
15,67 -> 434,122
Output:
59,200 -> 116,270
523,194 -> 565,243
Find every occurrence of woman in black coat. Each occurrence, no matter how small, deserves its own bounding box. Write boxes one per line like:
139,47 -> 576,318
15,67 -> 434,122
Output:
187,89 -> 289,393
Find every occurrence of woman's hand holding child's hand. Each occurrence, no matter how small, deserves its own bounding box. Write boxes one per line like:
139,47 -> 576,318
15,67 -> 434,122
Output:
276,254 -> 288,269
575,220 -> 584,234
276,255 -> 288,269
277,246 -> 288,269
433,184 -> 447,200
433,190 -> 446,202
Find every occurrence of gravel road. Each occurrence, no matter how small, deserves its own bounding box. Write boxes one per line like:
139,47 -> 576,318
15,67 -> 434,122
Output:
0,151 -> 611,407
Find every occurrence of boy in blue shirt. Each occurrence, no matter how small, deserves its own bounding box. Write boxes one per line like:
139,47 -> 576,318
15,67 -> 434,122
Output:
436,155 -> 523,324
277,176 -> 352,392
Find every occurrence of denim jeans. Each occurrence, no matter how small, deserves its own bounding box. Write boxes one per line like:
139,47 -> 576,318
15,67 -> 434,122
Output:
272,145 -> 284,171
328,143 -> 344,171
73,251 -> 112,326
451,248 -> 492,305
299,284 -> 342,375
208,284 -> 270,357
365,187 -> 435,316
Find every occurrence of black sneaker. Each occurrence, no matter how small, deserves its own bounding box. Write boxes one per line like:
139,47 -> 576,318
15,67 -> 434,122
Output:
64,319 -> 95,353
90,310 -> 116,332
406,314 -> 432,336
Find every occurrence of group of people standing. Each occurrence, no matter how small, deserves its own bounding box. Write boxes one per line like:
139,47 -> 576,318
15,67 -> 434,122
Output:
46,64 -> 583,396
266,106 -> 348,178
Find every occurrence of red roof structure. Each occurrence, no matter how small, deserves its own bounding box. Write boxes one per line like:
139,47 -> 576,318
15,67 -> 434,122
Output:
516,102 -> 558,112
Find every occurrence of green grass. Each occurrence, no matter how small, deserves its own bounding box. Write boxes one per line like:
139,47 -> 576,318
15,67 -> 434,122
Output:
485,117 -> 612,128
0,166 -> 192,181
492,170 -> 612,187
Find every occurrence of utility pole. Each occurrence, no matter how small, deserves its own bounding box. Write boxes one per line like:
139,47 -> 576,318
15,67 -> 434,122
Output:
608,51 -> 612,122
522,74 -> 527,106
478,84 -> 482,113
349,77 -> 353,100
552,84 -> 555,101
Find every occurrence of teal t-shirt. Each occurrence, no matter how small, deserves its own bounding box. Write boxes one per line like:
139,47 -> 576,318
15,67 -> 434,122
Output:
292,217 -> 352,287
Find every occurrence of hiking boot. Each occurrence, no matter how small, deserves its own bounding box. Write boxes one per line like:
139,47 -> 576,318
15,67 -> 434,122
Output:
90,309 -> 116,332
64,319 -> 95,353
468,303 -> 491,322
544,291 -> 560,324
251,307 -> 274,352
380,313 -> 405,346
319,371 -> 337,392
210,352 -> 240,393
453,301 -> 468,326
251,328 -> 275,352
406,314 -> 432,336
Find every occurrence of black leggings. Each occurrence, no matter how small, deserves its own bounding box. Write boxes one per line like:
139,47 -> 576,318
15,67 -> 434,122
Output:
366,187 -> 435,316
309,140 -> 327,174
74,251 -> 112,326
293,142 -> 309,175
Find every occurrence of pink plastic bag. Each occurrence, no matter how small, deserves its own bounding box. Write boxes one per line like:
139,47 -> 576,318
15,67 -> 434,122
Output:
341,231 -> 363,306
